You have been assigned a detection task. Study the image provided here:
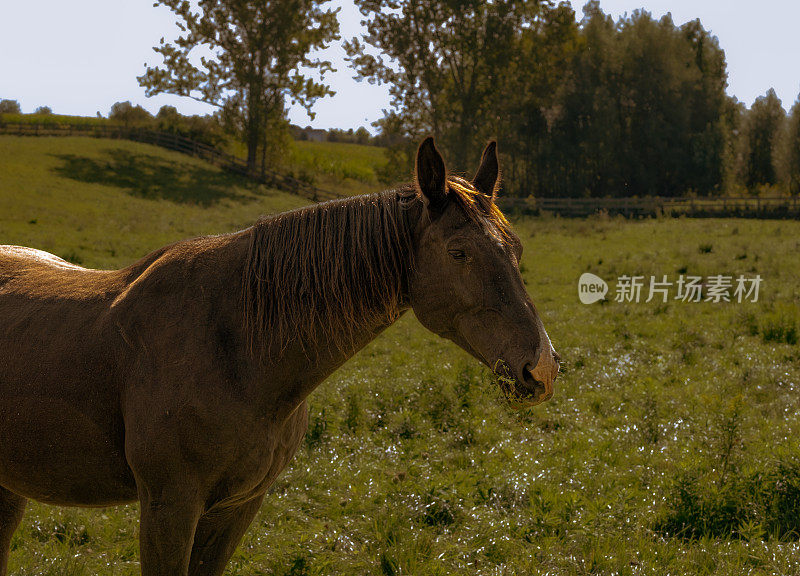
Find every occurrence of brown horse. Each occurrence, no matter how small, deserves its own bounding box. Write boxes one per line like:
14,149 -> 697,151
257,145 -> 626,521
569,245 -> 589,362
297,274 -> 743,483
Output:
0,138 -> 559,575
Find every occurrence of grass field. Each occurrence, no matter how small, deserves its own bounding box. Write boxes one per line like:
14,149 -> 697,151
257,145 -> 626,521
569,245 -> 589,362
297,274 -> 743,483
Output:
2,136 -> 800,575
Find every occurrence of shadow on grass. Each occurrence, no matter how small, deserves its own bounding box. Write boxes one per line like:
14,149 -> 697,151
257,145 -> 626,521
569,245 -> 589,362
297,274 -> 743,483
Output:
51,148 -> 251,206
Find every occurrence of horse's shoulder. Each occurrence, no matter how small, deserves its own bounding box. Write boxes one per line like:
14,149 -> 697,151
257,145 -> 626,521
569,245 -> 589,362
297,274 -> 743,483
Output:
110,234 -> 242,315
118,233 -> 240,281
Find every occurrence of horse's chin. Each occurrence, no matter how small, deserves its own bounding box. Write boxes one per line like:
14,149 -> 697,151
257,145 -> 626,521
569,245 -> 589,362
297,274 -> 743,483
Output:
496,377 -> 552,410
503,389 -> 547,410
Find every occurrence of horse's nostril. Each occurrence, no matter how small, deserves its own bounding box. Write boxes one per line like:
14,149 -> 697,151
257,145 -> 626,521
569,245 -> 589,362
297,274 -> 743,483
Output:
522,363 -> 536,383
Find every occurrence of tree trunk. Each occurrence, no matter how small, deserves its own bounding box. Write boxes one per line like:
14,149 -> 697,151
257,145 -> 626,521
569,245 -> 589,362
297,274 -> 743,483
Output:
246,119 -> 260,175
245,87 -> 262,175
454,97 -> 477,169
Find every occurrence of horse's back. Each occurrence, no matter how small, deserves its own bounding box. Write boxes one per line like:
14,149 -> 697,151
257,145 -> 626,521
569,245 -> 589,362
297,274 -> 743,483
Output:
0,245 -> 125,296
0,245 -> 88,271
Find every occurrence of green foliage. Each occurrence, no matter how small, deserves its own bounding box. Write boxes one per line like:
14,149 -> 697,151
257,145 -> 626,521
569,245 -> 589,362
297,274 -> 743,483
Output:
742,89 -> 786,191
502,5 -> 734,197
34,106 -> 52,115
371,112 -> 417,185
108,101 -> 153,128
781,94 -> 800,195
357,3 -> 753,198
759,304 -> 799,345
155,105 -> 226,147
346,0 -> 542,168
0,113 -> 107,127
139,0 -> 339,173
305,407 -> 328,448
0,99 -> 21,114
657,461 -> 800,540
324,126 -> 373,145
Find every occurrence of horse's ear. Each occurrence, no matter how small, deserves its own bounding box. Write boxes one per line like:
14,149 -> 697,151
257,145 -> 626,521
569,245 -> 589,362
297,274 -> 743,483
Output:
473,141 -> 500,200
415,137 -> 447,211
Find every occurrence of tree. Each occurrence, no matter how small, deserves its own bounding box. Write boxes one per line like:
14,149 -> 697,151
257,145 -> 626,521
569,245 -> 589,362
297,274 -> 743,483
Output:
679,18 -> 731,195
498,1 -> 582,197
744,89 -> 786,191
34,106 -> 52,115
504,4 -> 732,197
139,0 -> 339,174
109,101 -> 153,128
156,104 -> 181,126
0,99 -> 21,114
721,97 -> 747,194
155,105 -> 225,146
782,94 -> 800,195
345,0 -> 543,170
354,127 -> 370,145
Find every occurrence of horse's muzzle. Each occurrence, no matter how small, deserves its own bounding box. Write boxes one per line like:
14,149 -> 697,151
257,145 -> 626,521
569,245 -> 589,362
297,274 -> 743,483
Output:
513,348 -> 559,407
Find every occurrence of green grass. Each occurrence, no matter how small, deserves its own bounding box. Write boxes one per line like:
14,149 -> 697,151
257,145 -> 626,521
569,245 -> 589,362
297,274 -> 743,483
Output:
226,137 -> 389,196
287,140 -> 388,196
3,138 -> 800,574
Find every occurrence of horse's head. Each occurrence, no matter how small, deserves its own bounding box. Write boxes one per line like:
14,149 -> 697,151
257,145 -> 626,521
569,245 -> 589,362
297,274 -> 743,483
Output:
408,137 -> 559,408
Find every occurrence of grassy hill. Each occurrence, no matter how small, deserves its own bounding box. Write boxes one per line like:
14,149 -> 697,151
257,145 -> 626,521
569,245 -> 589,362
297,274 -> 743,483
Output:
0,135 -> 308,269
3,134 -> 800,574
1,113 -> 392,198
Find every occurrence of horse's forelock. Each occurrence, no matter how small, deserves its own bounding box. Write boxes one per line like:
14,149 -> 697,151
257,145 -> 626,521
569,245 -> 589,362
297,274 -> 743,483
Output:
446,176 -> 513,245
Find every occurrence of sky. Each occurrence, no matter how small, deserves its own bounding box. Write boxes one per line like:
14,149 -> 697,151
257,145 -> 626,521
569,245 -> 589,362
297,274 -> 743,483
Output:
1,0 -> 798,131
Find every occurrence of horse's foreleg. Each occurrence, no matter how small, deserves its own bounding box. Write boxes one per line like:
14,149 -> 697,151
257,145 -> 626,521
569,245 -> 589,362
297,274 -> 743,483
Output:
188,495 -> 264,576
138,488 -> 203,576
0,487 -> 26,576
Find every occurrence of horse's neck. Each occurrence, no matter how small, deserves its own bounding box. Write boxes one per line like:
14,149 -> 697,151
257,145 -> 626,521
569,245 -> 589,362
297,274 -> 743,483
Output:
261,293 -> 409,420
247,194 -> 420,418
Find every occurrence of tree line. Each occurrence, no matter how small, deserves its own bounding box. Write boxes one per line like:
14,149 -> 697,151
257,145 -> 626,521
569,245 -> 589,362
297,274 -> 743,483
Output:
348,0 -> 800,197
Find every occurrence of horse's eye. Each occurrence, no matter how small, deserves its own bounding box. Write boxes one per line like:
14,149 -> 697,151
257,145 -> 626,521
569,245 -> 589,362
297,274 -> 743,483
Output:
448,249 -> 468,262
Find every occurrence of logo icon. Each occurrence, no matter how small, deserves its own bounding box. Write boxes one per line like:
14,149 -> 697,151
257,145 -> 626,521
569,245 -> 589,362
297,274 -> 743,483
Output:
578,273 -> 608,304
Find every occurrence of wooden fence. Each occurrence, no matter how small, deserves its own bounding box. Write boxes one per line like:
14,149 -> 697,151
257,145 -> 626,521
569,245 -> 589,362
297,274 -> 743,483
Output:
498,195 -> 800,219
0,122 -> 340,202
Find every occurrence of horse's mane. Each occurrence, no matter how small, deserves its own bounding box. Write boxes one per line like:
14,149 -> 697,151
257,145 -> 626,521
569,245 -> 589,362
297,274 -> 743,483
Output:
242,177 -> 512,359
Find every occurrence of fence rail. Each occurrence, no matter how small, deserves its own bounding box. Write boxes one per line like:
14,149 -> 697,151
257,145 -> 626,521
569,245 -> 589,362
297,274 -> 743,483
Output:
499,195 -> 800,218
0,122 -> 341,202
